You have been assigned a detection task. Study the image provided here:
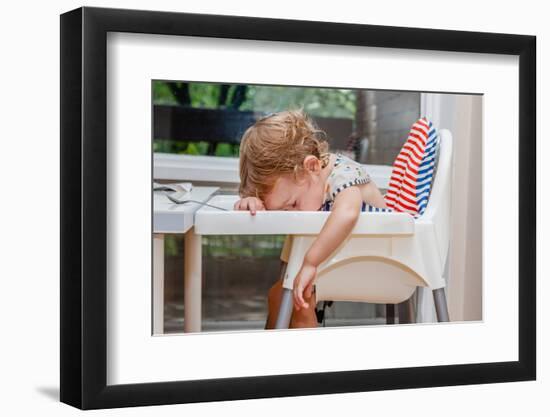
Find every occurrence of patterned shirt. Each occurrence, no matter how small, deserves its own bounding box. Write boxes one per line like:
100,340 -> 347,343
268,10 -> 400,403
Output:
322,153 -> 371,211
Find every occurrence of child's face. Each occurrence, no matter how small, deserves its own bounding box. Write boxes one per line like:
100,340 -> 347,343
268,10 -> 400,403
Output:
264,161 -> 326,211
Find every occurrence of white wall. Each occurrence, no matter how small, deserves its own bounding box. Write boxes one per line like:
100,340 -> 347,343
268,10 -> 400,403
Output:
422,94 -> 483,322
0,1 -> 546,416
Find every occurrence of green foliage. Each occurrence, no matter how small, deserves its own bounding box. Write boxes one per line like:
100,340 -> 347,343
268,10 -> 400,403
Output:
152,81 -> 357,118
214,143 -> 235,157
189,83 -> 221,108
239,86 -> 356,119
185,142 -> 208,155
153,139 -> 186,154
153,81 -> 177,104
153,140 -> 210,155
165,235 -> 179,257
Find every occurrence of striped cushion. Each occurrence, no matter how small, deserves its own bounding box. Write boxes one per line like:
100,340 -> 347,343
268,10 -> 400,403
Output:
363,118 -> 439,218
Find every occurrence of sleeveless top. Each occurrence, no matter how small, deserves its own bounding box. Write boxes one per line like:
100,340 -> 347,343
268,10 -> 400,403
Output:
321,153 -> 371,211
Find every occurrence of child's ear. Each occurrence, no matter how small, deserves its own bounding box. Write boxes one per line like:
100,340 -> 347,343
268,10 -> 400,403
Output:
303,155 -> 321,173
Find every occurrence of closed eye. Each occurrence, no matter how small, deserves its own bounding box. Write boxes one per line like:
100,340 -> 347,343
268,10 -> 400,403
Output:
282,201 -> 296,211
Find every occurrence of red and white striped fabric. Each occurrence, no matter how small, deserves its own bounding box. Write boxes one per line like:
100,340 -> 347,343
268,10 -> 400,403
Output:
364,117 -> 439,218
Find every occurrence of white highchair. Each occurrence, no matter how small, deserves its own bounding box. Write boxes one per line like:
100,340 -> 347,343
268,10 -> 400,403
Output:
274,129 -> 453,328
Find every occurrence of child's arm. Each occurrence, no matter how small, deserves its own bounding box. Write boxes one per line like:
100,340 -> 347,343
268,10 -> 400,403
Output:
363,181 -> 388,208
293,186 -> 363,310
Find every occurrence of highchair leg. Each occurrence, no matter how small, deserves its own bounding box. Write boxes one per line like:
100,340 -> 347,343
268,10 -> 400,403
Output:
398,295 -> 416,324
385,304 -> 396,324
271,261 -> 293,329
433,288 -> 450,322
275,289 -> 294,329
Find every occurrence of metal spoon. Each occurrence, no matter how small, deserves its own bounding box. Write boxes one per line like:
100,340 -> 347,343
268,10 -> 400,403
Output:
165,192 -> 229,211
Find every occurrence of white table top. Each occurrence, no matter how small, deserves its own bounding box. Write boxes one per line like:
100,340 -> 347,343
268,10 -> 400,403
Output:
195,195 -> 414,236
154,186 -> 219,234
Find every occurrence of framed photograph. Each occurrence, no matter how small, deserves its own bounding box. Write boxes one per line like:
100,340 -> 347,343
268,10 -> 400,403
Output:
60,6 -> 536,409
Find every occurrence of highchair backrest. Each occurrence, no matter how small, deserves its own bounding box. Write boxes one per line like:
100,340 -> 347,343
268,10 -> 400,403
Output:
419,128 -> 453,267
384,117 -> 440,217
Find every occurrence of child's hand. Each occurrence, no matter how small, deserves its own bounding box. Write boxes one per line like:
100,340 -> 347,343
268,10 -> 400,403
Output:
233,196 -> 265,215
293,261 -> 317,310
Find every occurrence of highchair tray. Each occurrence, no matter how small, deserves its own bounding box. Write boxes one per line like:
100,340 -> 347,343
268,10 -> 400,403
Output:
194,195 -> 415,236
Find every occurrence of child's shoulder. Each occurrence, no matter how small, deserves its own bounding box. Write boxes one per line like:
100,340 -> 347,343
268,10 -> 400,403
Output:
330,152 -> 366,176
332,152 -> 361,168
325,153 -> 371,203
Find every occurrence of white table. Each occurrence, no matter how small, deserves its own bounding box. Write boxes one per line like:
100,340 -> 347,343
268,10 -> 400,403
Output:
153,186 -> 218,334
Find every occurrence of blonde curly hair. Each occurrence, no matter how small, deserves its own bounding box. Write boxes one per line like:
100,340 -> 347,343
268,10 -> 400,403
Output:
238,108 -> 330,200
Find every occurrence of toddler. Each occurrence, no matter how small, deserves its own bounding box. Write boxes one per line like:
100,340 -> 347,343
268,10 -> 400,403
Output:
235,109 -> 387,329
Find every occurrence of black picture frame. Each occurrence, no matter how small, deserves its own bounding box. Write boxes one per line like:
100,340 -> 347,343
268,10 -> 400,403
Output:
60,6 -> 536,410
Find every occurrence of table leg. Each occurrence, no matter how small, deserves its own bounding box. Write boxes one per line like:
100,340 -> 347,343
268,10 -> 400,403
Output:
184,227 -> 202,332
153,233 -> 165,335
